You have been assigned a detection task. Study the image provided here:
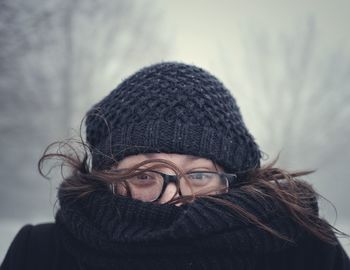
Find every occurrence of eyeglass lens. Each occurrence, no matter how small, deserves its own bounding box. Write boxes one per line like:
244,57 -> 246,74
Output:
115,171 -> 228,202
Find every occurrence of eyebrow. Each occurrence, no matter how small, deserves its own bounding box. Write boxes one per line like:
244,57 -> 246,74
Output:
186,156 -> 203,161
143,153 -> 203,161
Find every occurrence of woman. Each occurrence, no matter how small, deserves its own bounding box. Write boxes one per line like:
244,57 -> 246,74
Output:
1,62 -> 349,270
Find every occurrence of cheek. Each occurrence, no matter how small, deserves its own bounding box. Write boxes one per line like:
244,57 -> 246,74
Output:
115,182 -> 127,195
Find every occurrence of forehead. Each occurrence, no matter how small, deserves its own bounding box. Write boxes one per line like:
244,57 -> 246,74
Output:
116,153 -> 215,168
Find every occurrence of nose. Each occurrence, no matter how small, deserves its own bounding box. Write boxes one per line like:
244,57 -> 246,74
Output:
158,182 -> 179,204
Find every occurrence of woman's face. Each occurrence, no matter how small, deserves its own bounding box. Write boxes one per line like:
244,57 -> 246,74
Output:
115,153 -> 224,204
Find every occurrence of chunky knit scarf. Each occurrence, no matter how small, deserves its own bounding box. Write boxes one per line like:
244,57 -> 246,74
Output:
55,186 -> 314,270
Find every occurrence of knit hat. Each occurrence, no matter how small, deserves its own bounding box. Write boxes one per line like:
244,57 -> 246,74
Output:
85,62 -> 261,173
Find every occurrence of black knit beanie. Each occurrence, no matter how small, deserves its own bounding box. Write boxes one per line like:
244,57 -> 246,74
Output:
85,62 -> 261,173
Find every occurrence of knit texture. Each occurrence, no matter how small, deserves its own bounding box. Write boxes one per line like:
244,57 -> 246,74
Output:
85,62 -> 261,173
55,184 -> 315,270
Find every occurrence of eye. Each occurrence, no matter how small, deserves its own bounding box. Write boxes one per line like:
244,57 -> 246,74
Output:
136,173 -> 152,181
187,172 -> 216,185
128,172 -> 160,186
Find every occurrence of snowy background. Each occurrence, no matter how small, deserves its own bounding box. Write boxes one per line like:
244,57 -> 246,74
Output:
1,0 -> 350,261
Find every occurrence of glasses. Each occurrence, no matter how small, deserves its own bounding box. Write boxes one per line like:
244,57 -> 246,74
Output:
109,169 -> 237,202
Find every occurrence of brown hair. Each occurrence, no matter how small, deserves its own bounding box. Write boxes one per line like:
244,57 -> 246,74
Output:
38,137 -> 348,245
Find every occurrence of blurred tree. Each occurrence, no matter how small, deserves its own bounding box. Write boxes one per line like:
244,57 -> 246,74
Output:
220,18 -> 350,171
0,0 -> 168,220
218,20 -> 350,244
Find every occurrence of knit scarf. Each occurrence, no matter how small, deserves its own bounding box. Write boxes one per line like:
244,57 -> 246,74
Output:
55,185 -> 314,270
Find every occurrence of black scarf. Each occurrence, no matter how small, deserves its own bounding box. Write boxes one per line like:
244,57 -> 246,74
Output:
55,185 -> 313,270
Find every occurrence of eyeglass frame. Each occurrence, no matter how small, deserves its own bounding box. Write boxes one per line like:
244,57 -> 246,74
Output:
109,169 -> 238,202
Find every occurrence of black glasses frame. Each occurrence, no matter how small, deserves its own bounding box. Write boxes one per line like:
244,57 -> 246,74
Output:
110,169 -> 238,202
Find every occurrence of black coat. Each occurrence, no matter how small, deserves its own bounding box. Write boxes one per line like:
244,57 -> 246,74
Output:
1,222 -> 350,270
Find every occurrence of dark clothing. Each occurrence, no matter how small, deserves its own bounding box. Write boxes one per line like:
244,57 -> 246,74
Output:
2,186 -> 350,270
2,222 -> 350,270
85,62 -> 261,173
0,224 -> 76,270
